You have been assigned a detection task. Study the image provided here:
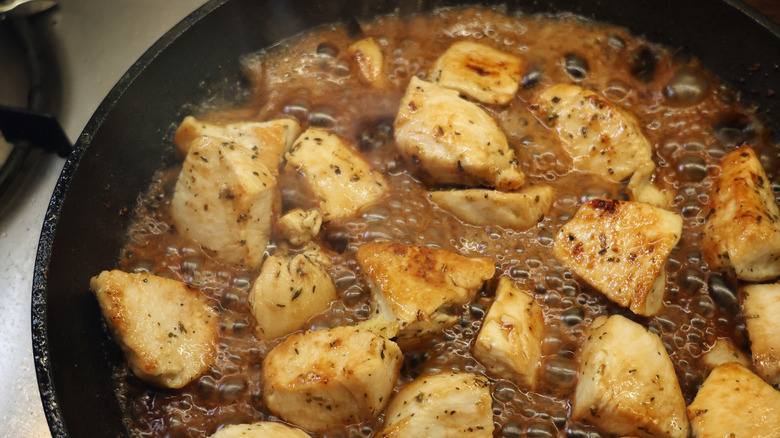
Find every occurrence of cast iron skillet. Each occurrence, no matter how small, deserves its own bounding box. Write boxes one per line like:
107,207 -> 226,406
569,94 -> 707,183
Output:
32,0 -> 780,436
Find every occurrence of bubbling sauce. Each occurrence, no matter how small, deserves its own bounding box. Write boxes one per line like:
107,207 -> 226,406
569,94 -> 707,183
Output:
115,7 -> 779,437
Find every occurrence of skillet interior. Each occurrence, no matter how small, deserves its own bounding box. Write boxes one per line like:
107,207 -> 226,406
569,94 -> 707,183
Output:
32,0 -> 780,436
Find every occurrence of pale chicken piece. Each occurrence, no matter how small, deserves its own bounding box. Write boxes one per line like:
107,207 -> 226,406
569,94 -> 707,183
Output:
628,162 -> 674,208
428,185 -> 553,230
262,326 -> 402,432
742,282 -> 780,387
394,77 -> 524,190
249,245 -> 336,341
473,277 -> 544,389
701,145 -> 780,281
553,199 -> 682,316
573,315 -> 689,438
90,270 -> 218,389
356,240 -> 495,345
209,422 -> 309,438
273,208 -> 323,245
171,135 -> 279,270
285,128 -> 388,220
701,338 -> 753,371
529,83 -> 654,183
429,40 -> 523,105
172,115 -> 300,172
380,371 -> 493,437
688,362 -> 780,437
348,37 -> 385,86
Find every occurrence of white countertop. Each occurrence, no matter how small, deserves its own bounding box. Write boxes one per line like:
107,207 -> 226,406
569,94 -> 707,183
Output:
0,0 -> 206,435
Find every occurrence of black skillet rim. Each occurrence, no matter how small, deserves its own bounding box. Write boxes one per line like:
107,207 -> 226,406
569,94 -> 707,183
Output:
30,0 -> 780,436
31,0 -> 229,435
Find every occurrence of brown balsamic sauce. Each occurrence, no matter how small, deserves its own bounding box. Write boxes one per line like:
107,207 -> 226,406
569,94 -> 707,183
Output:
114,7 -> 779,437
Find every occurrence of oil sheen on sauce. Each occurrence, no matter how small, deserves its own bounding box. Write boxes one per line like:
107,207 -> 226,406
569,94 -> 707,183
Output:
114,7 -> 779,438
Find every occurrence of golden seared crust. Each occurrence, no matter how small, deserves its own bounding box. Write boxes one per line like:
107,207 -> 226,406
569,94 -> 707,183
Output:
553,199 -> 682,316
428,185 -> 553,230
90,270 -> 218,389
172,116 -> 300,169
688,362 -> 780,437
249,245 -> 337,341
171,135 -> 280,270
529,83 -> 654,183
701,145 -> 780,281
285,128 -> 388,221
742,282 -> 780,387
394,77 -> 524,190
380,371 -> 493,437
430,40 -> 523,105
348,37 -> 385,86
573,315 -> 689,438
262,326 -> 402,432
356,240 -> 495,344
473,277 -> 544,389
208,421 -> 310,438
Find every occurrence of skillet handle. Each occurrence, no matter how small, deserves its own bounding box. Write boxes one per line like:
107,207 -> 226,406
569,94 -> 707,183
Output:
0,105 -> 72,157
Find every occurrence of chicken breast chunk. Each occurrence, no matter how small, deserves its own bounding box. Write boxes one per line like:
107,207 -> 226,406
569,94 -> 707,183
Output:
273,208 -> 323,245
171,134 -> 279,270
394,77 -> 524,190
701,338 -> 752,371
553,199 -> 682,316
742,282 -> 780,387
209,422 -> 309,438
687,362 -> 780,437
701,145 -> 780,281
90,270 -> 218,389
573,315 -> 689,438
380,371 -> 493,437
172,116 -> 300,171
529,83 -> 654,183
473,277 -> 544,389
348,37 -> 385,86
356,240 -> 495,345
428,185 -> 553,230
262,326 -> 402,432
285,128 -> 388,220
249,244 -> 337,341
429,41 -> 523,105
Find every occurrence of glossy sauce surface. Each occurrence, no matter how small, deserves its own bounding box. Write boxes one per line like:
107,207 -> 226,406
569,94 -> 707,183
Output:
114,7 -> 779,437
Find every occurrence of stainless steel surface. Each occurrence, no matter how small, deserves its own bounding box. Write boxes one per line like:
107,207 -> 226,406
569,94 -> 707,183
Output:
0,0 -> 206,436
0,0 -> 57,20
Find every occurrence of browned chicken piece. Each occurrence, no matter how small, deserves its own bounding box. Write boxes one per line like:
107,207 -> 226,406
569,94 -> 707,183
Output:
627,162 -> 675,208
273,208 -> 323,245
348,37 -> 385,87
394,77 -> 525,190
356,240 -> 495,345
285,128 -> 389,220
701,145 -> 780,281
529,83 -> 654,183
701,338 -> 752,371
473,277 -> 544,389
249,244 -> 336,341
380,371 -> 494,437
208,422 -> 310,438
428,185 -> 553,230
688,362 -> 780,437
171,135 -> 279,270
429,40 -> 523,105
742,282 -> 780,387
90,270 -> 218,389
172,115 -> 300,171
573,315 -> 689,438
262,326 -> 402,432
553,199 -> 682,316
